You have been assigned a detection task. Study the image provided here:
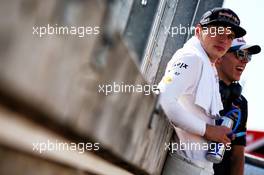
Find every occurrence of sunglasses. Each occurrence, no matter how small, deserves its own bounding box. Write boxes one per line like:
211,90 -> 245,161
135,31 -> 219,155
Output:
230,50 -> 252,62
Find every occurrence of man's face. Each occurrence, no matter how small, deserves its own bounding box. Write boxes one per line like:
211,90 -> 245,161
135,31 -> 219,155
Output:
197,25 -> 235,62
216,50 -> 249,84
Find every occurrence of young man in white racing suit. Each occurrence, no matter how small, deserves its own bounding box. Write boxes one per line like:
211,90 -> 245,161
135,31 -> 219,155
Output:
159,8 -> 246,175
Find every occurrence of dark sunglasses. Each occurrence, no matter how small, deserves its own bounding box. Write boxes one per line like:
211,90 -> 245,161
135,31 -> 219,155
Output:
230,50 -> 252,62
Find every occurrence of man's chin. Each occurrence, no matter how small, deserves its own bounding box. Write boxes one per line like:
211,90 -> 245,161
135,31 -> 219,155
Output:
233,77 -> 241,81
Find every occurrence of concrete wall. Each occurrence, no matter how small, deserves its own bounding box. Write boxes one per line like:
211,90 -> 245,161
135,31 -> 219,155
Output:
0,0 -> 226,175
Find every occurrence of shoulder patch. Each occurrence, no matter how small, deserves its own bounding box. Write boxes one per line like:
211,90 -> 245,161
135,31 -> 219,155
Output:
162,75 -> 173,84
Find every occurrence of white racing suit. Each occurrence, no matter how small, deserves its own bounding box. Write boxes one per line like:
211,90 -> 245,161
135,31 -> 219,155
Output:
159,36 -> 223,175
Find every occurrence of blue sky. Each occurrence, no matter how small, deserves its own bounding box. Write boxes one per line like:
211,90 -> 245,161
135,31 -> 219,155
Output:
223,0 -> 264,131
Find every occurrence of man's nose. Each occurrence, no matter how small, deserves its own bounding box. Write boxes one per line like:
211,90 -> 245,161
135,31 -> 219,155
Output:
241,58 -> 249,63
217,34 -> 231,45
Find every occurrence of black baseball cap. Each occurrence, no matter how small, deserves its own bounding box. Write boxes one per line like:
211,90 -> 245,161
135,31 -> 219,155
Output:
199,7 -> 246,38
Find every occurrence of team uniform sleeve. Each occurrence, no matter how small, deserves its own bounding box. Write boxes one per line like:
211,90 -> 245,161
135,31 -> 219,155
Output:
232,96 -> 248,146
158,54 -> 206,136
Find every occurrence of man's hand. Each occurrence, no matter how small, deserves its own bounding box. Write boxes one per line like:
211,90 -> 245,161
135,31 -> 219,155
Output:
204,124 -> 233,145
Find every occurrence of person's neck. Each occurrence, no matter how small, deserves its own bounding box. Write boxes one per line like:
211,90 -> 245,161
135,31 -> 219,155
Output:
216,70 -> 232,85
209,57 -> 217,64
218,76 -> 232,85
204,49 -> 217,64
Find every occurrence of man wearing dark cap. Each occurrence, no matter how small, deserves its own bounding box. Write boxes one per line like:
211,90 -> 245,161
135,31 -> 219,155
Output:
214,38 -> 261,175
159,7 -> 246,175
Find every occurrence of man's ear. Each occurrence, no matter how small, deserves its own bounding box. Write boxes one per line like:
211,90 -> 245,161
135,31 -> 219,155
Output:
195,24 -> 202,38
215,57 -> 223,67
216,57 -> 221,63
